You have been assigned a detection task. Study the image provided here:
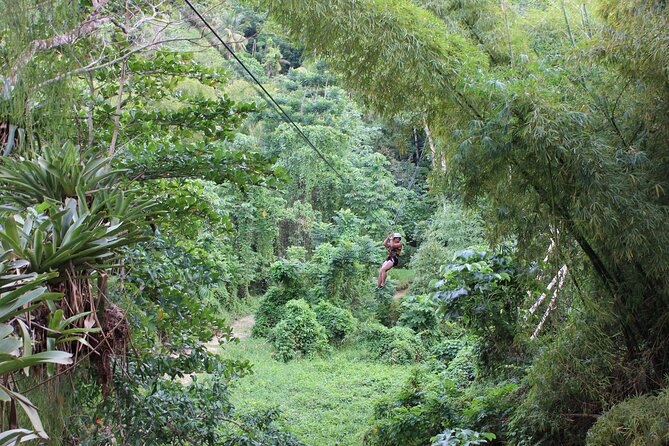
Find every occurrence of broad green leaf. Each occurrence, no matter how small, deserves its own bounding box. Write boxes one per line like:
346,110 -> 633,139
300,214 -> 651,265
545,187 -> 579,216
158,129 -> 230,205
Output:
0,351 -> 72,375
9,388 -> 48,438
0,324 -> 13,339
0,338 -> 21,355
17,320 -> 32,376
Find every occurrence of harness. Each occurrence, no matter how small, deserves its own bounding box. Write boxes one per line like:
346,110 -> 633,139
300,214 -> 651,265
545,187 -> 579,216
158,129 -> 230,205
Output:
389,246 -> 402,257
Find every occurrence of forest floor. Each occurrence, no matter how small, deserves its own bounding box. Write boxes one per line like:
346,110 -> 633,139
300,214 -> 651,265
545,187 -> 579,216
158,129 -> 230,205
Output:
231,315 -> 255,339
393,287 -> 409,301
220,271 -> 416,444
228,285 -> 407,341
220,338 -> 411,446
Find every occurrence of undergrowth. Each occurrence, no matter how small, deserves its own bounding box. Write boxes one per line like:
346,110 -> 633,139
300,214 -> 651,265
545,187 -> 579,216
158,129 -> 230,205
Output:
388,268 -> 415,291
221,338 -> 412,446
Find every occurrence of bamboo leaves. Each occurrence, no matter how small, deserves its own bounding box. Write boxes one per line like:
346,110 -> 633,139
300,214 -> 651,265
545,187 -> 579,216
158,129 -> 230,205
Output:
257,0 -> 486,116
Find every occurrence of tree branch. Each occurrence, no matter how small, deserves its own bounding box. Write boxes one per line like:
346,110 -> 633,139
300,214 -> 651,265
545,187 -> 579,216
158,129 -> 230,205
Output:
36,37 -> 205,89
9,0 -> 113,84
108,61 -> 127,157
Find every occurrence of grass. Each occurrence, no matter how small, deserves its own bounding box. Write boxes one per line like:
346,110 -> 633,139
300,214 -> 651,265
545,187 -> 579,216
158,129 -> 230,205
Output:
226,294 -> 262,321
388,268 -> 415,290
220,338 -> 413,446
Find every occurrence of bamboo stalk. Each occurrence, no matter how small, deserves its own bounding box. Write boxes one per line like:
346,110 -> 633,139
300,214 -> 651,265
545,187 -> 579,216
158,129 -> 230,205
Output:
423,118 -> 444,172
562,0 -> 576,47
501,0 -> 513,64
582,3 -> 593,38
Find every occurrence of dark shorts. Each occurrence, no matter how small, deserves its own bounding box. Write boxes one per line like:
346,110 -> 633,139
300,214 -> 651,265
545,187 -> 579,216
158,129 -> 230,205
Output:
386,254 -> 399,267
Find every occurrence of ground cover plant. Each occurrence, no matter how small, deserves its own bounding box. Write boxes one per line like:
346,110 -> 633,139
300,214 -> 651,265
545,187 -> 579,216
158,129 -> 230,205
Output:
222,338 -> 413,446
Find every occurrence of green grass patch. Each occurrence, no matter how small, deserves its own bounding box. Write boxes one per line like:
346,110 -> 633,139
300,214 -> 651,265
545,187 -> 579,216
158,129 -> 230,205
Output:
221,338 -> 412,446
226,294 -> 262,321
388,268 -> 415,290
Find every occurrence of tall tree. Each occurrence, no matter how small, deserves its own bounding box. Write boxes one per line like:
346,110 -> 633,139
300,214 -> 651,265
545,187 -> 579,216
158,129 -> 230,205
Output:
255,0 -> 669,438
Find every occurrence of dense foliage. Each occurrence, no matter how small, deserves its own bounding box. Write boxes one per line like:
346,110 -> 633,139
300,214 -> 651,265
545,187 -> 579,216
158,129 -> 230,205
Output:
1,0 -> 668,444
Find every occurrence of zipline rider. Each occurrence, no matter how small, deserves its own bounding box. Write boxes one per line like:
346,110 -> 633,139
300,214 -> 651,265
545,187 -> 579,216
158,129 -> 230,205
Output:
377,232 -> 403,288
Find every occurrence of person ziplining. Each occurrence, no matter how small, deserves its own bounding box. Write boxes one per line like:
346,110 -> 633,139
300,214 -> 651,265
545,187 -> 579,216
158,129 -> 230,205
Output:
183,0 -> 425,290
377,232 -> 403,288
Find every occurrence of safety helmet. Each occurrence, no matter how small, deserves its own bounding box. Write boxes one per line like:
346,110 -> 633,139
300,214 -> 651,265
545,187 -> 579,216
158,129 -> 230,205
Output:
393,232 -> 402,239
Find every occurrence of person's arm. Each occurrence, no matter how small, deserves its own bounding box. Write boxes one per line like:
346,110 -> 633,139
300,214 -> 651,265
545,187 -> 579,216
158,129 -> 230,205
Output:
383,235 -> 392,248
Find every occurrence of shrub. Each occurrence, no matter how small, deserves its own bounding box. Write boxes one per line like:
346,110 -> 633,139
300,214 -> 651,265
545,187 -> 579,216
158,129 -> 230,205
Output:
360,322 -> 424,364
367,355 -> 515,445
224,408 -> 305,445
398,294 -> 439,334
508,311 -> 627,446
431,246 -> 529,371
443,342 -> 478,387
431,428 -> 495,446
586,387 -> 669,446
254,286 -> 292,337
410,239 -> 452,294
374,284 -> 398,327
270,257 -> 305,290
271,299 -> 328,362
366,369 -> 456,446
459,381 -> 520,435
432,338 -> 467,364
314,301 -> 356,344
409,202 -> 485,294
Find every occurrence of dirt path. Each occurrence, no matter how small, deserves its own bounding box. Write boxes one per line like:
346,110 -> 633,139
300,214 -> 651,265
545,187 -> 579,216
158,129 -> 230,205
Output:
393,287 -> 409,302
204,315 -> 256,355
231,314 -> 256,340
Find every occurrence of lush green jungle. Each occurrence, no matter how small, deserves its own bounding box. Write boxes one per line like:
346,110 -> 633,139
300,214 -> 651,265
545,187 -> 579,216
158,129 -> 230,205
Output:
0,0 -> 668,445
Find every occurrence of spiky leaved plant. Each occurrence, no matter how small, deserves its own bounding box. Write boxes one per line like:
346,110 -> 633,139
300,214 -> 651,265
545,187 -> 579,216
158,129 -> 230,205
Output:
0,142 -> 152,398
0,249 -> 72,443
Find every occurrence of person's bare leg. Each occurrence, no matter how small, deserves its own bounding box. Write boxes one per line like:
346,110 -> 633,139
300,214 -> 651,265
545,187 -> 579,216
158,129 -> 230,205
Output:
379,260 -> 394,287
378,261 -> 390,287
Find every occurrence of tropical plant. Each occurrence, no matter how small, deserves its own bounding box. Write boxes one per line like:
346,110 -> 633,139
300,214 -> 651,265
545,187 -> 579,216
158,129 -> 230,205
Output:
257,6 -> 669,443
271,299 -> 328,361
0,250 -> 72,442
431,246 -> 528,370
0,142 -> 149,328
314,300 -> 356,344
397,294 -> 440,335
431,428 -> 495,446
359,322 -> 424,364
366,368 -> 457,446
586,387 -> 669,446
0,143 -> 152,439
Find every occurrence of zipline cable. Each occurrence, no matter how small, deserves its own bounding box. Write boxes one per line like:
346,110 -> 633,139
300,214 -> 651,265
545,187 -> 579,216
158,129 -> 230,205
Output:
182,0 -> 349,184
184,0 -> 427,237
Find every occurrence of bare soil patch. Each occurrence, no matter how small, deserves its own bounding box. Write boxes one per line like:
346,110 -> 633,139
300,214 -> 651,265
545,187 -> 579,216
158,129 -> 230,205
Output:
231,314 -> 256,340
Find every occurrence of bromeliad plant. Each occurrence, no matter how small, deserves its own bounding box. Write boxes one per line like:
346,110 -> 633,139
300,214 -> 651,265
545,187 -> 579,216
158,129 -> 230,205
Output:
0,250 -> 72,443
0,142 -> 151,438
0,143 -> 151,320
